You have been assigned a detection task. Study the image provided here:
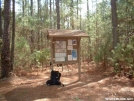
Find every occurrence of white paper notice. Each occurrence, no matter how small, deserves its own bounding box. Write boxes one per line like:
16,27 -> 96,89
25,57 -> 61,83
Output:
67,46 -> 73,50
62,41 -> 66,48
55,53 -> 66,57
68,55 -> 72,61
73,58 -> 77,60
68,40 -> 72,45
55,57 -> 65,62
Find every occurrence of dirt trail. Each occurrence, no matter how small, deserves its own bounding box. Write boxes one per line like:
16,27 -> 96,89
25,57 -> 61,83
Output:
0,63 -> 134,101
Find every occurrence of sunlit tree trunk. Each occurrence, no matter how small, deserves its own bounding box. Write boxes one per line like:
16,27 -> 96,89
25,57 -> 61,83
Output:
52,0 -> 55,29
56,0 -> 60,29
80,3 -> 81,30
70,0 -> 74,29
1,0 -> 11,78
76,0 -> 79,29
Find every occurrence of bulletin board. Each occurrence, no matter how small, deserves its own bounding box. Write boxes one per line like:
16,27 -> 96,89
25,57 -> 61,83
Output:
53,38 -> 79,63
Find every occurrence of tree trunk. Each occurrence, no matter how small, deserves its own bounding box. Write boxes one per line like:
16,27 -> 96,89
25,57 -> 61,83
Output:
50,0 -> 52,28
70,0 -> 74,29
37,0 -> 41,50
80,2 -> 81,30
0,0 -> 2,38
111,0 -> 119,48
22,0 -> 24,17
30,0 -> 34,53
30,0 -> 33,16
77,0 -> 78,19
1,0 -> 11,78
56,0 -> 60,29
87,0 -> 91,62
10,0 -> 15,71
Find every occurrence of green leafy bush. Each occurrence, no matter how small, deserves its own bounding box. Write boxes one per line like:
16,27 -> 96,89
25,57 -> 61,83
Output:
110,36 -> 134,76
31,48 -> 50,68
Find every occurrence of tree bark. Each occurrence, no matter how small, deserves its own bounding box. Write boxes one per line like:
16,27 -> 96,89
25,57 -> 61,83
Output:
111,0 -> 119,48
30,0 -> 33,16
30,0 -> 34,53
37,0 -> 41,50
77,0 -> 78,19
70,0 -> 74,29
87,0 -> 91,62
56,0 -> 60,29
80,2 -> 81,30
10,0 -> 15,71
50,0 -> 52,28
1,0 -> 11,78
22,0 -> 24,17
0,0 -> 2,38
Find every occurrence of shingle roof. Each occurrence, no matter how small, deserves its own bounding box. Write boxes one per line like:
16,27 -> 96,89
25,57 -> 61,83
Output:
48,29 -> 88,38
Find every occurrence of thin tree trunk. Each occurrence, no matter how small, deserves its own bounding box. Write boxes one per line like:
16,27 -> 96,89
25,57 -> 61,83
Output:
22,0 -> 25,36
50,0 -> 52,28
70,0 -> 74,29
40,32 -> 43,49
80,3 -> 81,30
87,0 -> 89,18
53,0 -> 56,29
0,0 -> 2,38
37,0 -> 41,50
45,0 -> 48,22
30,0 -> 33,16
87,0 -> 91,62
30,0 -> 34,53
111,0 -> 119,48
77,0 -> 78,19
1,0 -> 11,78
56,0 -> 60,29
22,0 -> 25,17
76,0 -> 79,29
10,0 -> 15,71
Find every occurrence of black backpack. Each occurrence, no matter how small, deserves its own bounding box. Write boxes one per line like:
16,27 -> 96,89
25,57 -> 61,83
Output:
46,70 -> 64,86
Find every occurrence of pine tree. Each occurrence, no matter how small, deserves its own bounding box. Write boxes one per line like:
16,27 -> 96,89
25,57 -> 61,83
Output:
1,0 -> 11,78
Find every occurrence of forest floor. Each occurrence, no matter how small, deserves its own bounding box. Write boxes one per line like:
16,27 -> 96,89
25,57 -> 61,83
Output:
0,62 -> 134,101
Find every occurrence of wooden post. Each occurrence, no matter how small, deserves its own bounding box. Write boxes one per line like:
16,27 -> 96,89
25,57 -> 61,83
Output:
51,37 -> 53,70
78,38 -> 81,80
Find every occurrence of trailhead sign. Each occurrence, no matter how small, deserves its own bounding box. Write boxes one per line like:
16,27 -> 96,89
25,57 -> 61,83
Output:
46,29 -> 88,80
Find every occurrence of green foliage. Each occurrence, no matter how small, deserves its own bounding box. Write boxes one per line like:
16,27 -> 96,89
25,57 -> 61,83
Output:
110,36 -> 134,73
6,0 -> 134,77
14,35 -> 50,69
83,0 -> 112,66
31,48 -> 50,67
14,36 -> 31,69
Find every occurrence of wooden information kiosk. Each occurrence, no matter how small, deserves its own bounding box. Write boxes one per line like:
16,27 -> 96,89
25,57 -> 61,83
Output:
47,29 -> 88,80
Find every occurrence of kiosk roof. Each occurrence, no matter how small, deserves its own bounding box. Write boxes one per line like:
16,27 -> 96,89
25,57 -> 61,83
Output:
48,29 -> 88,38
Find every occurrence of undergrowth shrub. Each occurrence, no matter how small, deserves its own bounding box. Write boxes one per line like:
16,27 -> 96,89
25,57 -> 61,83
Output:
14,36 -> 50,70
110,36 -> 134,77
31,48 -> 50,68
14,36 -> 31,69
